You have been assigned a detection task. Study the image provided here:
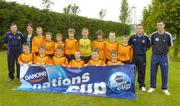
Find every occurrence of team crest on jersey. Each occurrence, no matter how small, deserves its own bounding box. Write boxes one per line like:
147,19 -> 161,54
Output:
155,38 -> 159,41
133,39 -> 137,41
18,36 -> 21,39
142,40 -> 145,43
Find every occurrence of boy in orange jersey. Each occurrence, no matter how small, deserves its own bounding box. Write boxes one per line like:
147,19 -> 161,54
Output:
34,45 -> 50,66
18,43 -> 33,65
69,51 -> 84,68
52,46 -> 68,66
105,31 -> 118,62
92,30 -> 106,60
64,28 -> 78,62
44,32 -> 55,58
32,26 -> 45,56
107,51 -> 122,65
54,33 -> 65,51
118,35 -> 133,64
87,49 -> 105,66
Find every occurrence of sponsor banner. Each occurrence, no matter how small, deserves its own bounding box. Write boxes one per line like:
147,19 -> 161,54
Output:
17,64 -> 136,99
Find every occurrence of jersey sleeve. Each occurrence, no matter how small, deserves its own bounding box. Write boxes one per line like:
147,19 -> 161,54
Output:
129,46 -> 133,63
31,37 -> 36,53
17,54 -> 22,64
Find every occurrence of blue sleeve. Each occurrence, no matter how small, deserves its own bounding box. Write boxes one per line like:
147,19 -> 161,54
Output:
128,36 -> 133,45
150,35 -> 154,45
19,32 -> 25,44
168,34 -> 173,46
146,36 -> 151,48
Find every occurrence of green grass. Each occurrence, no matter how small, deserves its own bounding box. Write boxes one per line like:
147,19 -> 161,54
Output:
0,49 -> 180,106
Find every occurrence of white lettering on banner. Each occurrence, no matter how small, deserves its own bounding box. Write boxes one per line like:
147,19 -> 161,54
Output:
93,82 -> 107,94
111,80 -> 131,90
66,82 -> 107,94
42,82 -> 51,88
24,71 -> 47,80
32,84 -> 41,89
32,72 -> 90,89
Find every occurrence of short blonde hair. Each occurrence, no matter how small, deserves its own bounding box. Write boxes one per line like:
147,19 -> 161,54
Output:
68,28 -> 75,33
56,33 -> 63,37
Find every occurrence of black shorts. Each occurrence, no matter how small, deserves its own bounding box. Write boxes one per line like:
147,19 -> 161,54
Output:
81,56 -> 91,64
105,58 -> 111,64
122,60 -> 131,64
65,54 -> 75,63
48,54 -> 54,59
35,52 -> 39,56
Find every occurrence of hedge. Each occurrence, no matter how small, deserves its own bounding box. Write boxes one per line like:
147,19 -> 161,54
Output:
0,0 -> 130,50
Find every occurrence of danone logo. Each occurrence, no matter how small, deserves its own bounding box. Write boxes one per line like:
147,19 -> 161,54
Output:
108,72 -> 131,93
23,66 -> 48,83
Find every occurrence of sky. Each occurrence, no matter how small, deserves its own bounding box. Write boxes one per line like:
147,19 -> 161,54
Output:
6,0 -> 152,23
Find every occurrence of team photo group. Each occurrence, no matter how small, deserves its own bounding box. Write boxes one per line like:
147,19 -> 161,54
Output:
3,19 -> 173,96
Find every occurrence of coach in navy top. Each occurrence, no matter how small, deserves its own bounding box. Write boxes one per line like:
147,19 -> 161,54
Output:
128,24 -> 151,91
148,20 -> 173,95
3,23 -> 25,81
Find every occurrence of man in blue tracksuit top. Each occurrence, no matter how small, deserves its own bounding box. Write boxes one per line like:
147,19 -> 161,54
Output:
3,23 -> 25,81
148,20 -> 173,95
128,24 -> 151,91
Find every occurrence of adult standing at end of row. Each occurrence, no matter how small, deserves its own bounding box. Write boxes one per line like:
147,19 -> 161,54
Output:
128,24 -> 151,91
3,23 -> 25,81
148,20 -> 173,95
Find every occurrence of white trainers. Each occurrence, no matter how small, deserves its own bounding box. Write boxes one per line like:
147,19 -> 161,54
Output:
148,88 -> 155,93
162,90 -> 170,95
141,87 -> 146,92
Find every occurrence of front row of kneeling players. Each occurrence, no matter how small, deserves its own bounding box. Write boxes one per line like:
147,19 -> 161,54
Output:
18,42 -> 130,67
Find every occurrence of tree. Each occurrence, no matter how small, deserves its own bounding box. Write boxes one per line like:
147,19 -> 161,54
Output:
70,3 -> 80,15
119,0 -> 129,24
42,0 -> 54,10
142,0 -> 180,61
63,4 -> 71,14
63,4 -> 80,15
99,9 -> 106,20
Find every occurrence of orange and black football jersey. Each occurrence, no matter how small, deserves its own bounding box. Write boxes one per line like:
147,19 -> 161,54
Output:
18,53 -> 33,64
107,60 -> 122,65
92,40 -> 106,59
105,41 -> 118,60
32,35 -> 45,53
87,59 -> 105,66
64,38 -> 78,55
69,59 -> 84,67
54,42 -> 65,55
52,56 -> 68,66
45,41 -> 55,55
54,42 -> 65,50
34,55 -> 50,65
118,44 -> 133,62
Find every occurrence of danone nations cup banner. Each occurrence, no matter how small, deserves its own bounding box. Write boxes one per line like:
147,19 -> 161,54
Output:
16,64 -> 136,99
